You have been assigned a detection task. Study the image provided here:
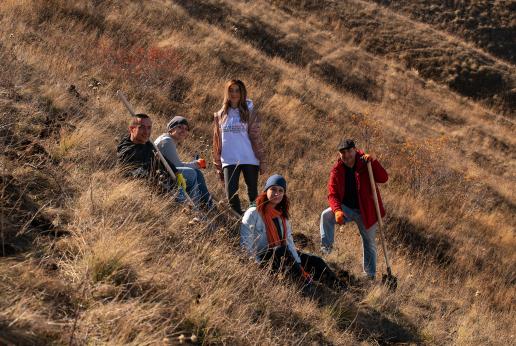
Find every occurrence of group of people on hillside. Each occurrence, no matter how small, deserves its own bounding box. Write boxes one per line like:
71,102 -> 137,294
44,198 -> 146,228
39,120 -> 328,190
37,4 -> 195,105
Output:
117,79 -> 388,291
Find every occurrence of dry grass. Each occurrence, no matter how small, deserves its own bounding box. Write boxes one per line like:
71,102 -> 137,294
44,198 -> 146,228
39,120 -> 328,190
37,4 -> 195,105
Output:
269,0 -> 516,113
1,0 -> 515,345
371,0 -> 515,64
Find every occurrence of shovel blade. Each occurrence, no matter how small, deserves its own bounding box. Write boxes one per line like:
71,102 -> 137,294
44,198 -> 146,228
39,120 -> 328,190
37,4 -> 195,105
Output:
382,273 -> 398,291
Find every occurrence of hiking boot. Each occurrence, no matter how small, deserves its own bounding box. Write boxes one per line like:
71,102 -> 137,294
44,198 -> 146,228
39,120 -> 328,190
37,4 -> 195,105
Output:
359,274 -> 376,288
301,281 -> 317,297
201,198 -> 216,213
365,274 -> 375,281
320,246 -> 332,255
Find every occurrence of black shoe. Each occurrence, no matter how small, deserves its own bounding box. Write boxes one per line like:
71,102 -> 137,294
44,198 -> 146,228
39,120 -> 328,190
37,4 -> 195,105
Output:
332,280 -> 348,292
301,282 -> 317,296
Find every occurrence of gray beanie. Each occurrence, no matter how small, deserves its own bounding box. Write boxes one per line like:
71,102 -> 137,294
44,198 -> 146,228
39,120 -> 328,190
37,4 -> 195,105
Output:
167,116 -> 189,131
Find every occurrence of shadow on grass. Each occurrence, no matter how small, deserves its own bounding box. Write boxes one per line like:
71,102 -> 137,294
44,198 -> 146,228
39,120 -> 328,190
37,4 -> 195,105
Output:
387,215 -> 454,267
0,319 -> 57,346
1,175 -> 69,257
310,284 -> 420,344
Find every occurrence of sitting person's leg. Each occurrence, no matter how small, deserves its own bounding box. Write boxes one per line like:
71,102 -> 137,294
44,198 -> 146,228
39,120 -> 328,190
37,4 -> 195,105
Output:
259,246 -> 291,272
194,168 -> 213,208
177,167 -> 200,204
299,252 -> 346,289
259,246 -> 307,282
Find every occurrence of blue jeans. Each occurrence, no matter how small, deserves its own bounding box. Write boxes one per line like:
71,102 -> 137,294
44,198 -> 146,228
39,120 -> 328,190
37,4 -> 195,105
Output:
176,167 -> 212,208
320,204 -> 377,277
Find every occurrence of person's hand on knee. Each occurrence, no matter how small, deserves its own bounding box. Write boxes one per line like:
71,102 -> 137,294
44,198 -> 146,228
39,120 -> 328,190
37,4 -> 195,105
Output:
335,210 -> 346,225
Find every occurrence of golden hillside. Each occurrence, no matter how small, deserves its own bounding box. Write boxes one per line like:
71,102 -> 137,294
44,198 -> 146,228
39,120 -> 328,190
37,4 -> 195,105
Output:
1,0 -> 514,344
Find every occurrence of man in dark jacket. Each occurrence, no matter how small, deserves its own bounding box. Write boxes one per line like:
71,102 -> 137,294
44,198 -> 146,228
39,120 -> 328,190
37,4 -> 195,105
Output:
117,113 -> 185,192
319,139 -> 388,280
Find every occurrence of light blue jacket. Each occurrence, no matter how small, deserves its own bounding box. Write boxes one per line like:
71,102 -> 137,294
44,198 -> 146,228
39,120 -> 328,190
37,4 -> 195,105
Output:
240,207 -> 301,263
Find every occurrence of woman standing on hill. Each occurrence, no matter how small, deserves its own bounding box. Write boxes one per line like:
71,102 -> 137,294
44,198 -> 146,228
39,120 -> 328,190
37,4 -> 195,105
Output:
240,174 -> 347,291
213,79 -> 267,215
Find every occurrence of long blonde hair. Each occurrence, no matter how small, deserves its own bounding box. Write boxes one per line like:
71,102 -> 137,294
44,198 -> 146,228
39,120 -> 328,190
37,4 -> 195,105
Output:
221,79 -> 250,123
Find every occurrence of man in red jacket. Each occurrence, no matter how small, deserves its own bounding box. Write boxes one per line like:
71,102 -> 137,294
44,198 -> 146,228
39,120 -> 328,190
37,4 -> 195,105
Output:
320,139 -> 388,280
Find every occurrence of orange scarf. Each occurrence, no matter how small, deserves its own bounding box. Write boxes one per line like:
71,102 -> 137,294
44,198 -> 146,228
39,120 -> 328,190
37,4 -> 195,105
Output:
260,204 -> 311,281
260,203 -> 288,248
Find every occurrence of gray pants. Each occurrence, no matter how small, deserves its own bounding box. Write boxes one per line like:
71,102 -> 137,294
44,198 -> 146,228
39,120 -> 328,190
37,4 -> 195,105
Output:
223,164 -> 259,215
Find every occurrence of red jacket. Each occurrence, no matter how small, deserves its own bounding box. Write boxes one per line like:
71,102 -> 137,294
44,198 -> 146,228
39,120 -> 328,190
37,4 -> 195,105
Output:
327,151 -> 388,229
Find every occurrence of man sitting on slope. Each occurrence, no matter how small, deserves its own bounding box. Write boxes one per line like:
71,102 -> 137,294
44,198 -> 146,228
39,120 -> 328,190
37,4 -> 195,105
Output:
117,113 -> 187,193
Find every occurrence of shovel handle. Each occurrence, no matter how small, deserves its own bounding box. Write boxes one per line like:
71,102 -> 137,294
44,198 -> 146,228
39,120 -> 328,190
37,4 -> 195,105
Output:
117,90 -> 136,116
367,161 -> 392,270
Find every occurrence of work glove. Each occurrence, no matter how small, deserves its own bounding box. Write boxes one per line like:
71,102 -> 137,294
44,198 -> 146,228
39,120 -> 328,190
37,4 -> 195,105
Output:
335,210 -> 346,224
362,153 -> 374,162
300,266 -> 313,285
197,158 -> 206,169
176,173 -> 187,191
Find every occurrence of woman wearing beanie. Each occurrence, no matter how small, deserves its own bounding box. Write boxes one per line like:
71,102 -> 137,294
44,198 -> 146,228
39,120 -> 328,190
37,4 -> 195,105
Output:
155,116 -> 213,209
213,79 -> 267,215
240,174 -> 347,290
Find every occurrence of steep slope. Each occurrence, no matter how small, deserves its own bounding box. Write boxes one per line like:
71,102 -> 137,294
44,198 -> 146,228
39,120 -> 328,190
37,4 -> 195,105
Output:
269,0 -> 515,114
1,0 -> 514,344
372,0 -> 516,64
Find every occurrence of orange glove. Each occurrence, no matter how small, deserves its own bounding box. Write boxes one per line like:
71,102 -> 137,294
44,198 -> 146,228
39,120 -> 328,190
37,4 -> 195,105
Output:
362,153 -> 374,162
197,158 -> 206,169
335,210 -> 346,224
300,267 -> 313,284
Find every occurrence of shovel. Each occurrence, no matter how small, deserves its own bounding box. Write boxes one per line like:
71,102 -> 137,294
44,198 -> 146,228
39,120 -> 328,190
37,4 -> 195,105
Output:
366,161 -> 397,291
117,90 -> 242,219
116,90 -> 195,206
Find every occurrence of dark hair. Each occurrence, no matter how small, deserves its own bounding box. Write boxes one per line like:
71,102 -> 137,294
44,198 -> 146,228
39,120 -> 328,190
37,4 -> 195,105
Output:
129,113 -> 150,126
256,191 -> 290,219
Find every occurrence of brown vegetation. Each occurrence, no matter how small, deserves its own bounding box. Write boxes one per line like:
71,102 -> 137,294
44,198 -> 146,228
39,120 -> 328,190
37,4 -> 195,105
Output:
373,0 -> 516,64
270,0 -> 516,114
1,0 -> 514,344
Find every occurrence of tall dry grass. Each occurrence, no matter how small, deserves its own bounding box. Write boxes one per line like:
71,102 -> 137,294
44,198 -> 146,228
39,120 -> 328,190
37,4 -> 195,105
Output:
0,0 -> 514,345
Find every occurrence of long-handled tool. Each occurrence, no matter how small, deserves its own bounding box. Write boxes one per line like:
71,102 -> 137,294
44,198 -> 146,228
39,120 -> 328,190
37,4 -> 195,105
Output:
116,90 -> 195,206
367,161 -> 397,291
117,90 -> 244,219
